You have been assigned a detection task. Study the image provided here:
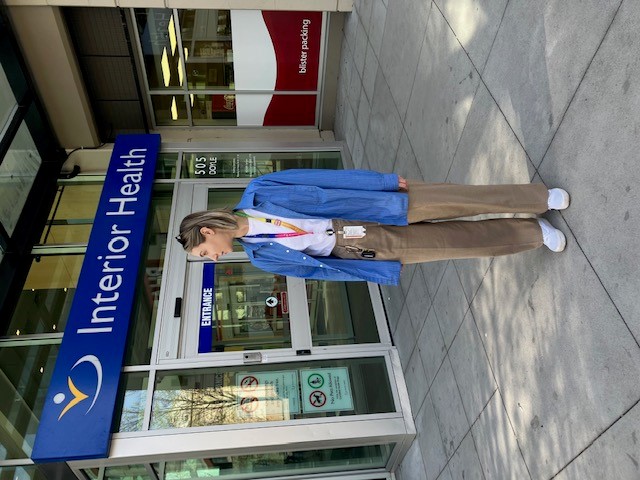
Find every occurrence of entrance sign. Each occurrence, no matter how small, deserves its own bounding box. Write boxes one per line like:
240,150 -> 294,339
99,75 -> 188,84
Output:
236,370 -> 300,419
301,368 -> 354,413
32,134 -> 160,462
198,263 -> 215,353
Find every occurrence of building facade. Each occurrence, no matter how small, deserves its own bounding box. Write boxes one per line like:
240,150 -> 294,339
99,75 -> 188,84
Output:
0,3 -> 415,480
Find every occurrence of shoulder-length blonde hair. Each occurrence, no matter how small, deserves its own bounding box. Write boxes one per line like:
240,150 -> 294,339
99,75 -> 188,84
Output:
176,209 -> 238,251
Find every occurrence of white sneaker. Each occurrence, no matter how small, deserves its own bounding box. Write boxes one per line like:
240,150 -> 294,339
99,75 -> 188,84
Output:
538,218 -> 566,252
548,188 -> 570,210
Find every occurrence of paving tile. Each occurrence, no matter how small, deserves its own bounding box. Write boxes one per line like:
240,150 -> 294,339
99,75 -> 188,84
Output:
356,87 -> 371,142
362,42 -> 378,103
554,400 -> 640,480
347,59 -> 363,116
355,0 -> 373,36
351,129 -> 365,169
343,102 -> 358,154
417,308 -> 447,391
420,260 -> 449,303
353,20 -> 368,77
471,212 -> 640,479
333,45 -> 352,141
437,467 -> 453,480
378,0 -> 431,119
482,0 -> 621,165
430,357 -> 470,459
447,83 -> 535,185
394,303 -> 418,370
416,393 -> 448,480
448,310 -> 497,424
380,283 -> 405,334
406,267 -> 433,333
333,106 -> 346,142
364,68 -> 404,173
432,262 -> 470,350
404,6 -> 480,183
472,391 -> 530,479
395,129 -> 424,181
399,263 -> 417,297
433,0 -> 509,73
446,432 -> 485,480
453,257 -> 493,305
342,7 -> 359,54
538,0 -> 640,344
397,438 -> 428,480
405,344 -> 429,414
368,0 -> 387,58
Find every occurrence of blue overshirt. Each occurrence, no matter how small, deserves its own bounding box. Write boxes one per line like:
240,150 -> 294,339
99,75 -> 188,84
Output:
234,169 -> 408,285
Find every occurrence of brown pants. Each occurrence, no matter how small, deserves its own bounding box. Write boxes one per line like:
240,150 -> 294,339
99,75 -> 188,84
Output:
331,182 -> 548,264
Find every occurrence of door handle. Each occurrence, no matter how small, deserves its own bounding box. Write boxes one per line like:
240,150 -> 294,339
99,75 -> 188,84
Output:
174,297 -> 182,317
243,352 -> 262,364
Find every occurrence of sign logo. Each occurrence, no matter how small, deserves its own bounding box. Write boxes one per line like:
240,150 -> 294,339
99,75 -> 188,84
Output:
53,355 -> 103,420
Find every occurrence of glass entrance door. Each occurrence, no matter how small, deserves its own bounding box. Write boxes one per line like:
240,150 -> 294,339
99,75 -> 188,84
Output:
185,185 -> 308,357
192,262 -> 294,353
159,182 -> 311,361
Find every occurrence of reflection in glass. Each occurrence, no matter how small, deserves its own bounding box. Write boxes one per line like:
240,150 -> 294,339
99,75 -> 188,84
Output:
155,444 -> 393,479
40,181 -> 102,245
135,9 -> 182,90
155,152 -> 179,179
307,281 -> 379,346
81,468 -> 100,480
126,185 -> 173,365
113,373 -> 148,432
104,465 -> 151,480
151,357 -> 393,429
0,121 -> 41,235
0,64 -> 17,132
191,94 -> 237,126
0,343 -> 60,460
151,95 -> 189,126
0,466 -> 47,480
5,254 -> 84,336
182,151 -> 342,179
179,10 -> 234,90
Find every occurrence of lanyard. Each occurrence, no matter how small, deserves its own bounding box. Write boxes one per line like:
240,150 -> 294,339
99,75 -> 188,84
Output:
235,211 -> 333,239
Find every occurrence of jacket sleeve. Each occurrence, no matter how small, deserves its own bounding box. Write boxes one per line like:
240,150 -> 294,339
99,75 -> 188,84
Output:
251,169 -> 400,192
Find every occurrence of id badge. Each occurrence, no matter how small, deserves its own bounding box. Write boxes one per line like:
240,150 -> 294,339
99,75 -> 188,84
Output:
342,225 -> 366,239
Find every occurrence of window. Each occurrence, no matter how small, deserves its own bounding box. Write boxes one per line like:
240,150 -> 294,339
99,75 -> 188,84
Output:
135,9 -> 237,127
132,9 -> 323,127
147,357 -> 393,430
0,342 -> 60,460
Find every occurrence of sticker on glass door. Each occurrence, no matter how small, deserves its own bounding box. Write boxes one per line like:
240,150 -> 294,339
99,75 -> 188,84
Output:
198,263 -> 292,353
235,370 -> 301,420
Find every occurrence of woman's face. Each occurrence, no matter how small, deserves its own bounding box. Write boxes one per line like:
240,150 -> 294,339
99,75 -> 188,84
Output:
190,227 -> 235,261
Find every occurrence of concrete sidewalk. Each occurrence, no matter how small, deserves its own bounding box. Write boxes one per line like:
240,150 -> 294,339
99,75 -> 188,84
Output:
333,1 -> 640,478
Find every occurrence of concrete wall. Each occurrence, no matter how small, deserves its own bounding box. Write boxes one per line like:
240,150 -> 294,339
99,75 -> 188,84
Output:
7,5 -> 100,149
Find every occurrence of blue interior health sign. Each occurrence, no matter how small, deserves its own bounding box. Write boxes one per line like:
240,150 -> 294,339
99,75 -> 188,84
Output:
31,134 -> 160,462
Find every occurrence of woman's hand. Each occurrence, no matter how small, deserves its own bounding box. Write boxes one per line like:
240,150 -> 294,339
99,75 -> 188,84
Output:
398,176 -> 408,191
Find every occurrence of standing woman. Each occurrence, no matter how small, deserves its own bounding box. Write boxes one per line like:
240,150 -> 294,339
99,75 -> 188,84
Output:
176,169 -> 569,286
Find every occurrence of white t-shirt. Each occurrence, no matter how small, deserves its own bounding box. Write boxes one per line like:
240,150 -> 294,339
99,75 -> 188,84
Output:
240,209 -> 336,256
